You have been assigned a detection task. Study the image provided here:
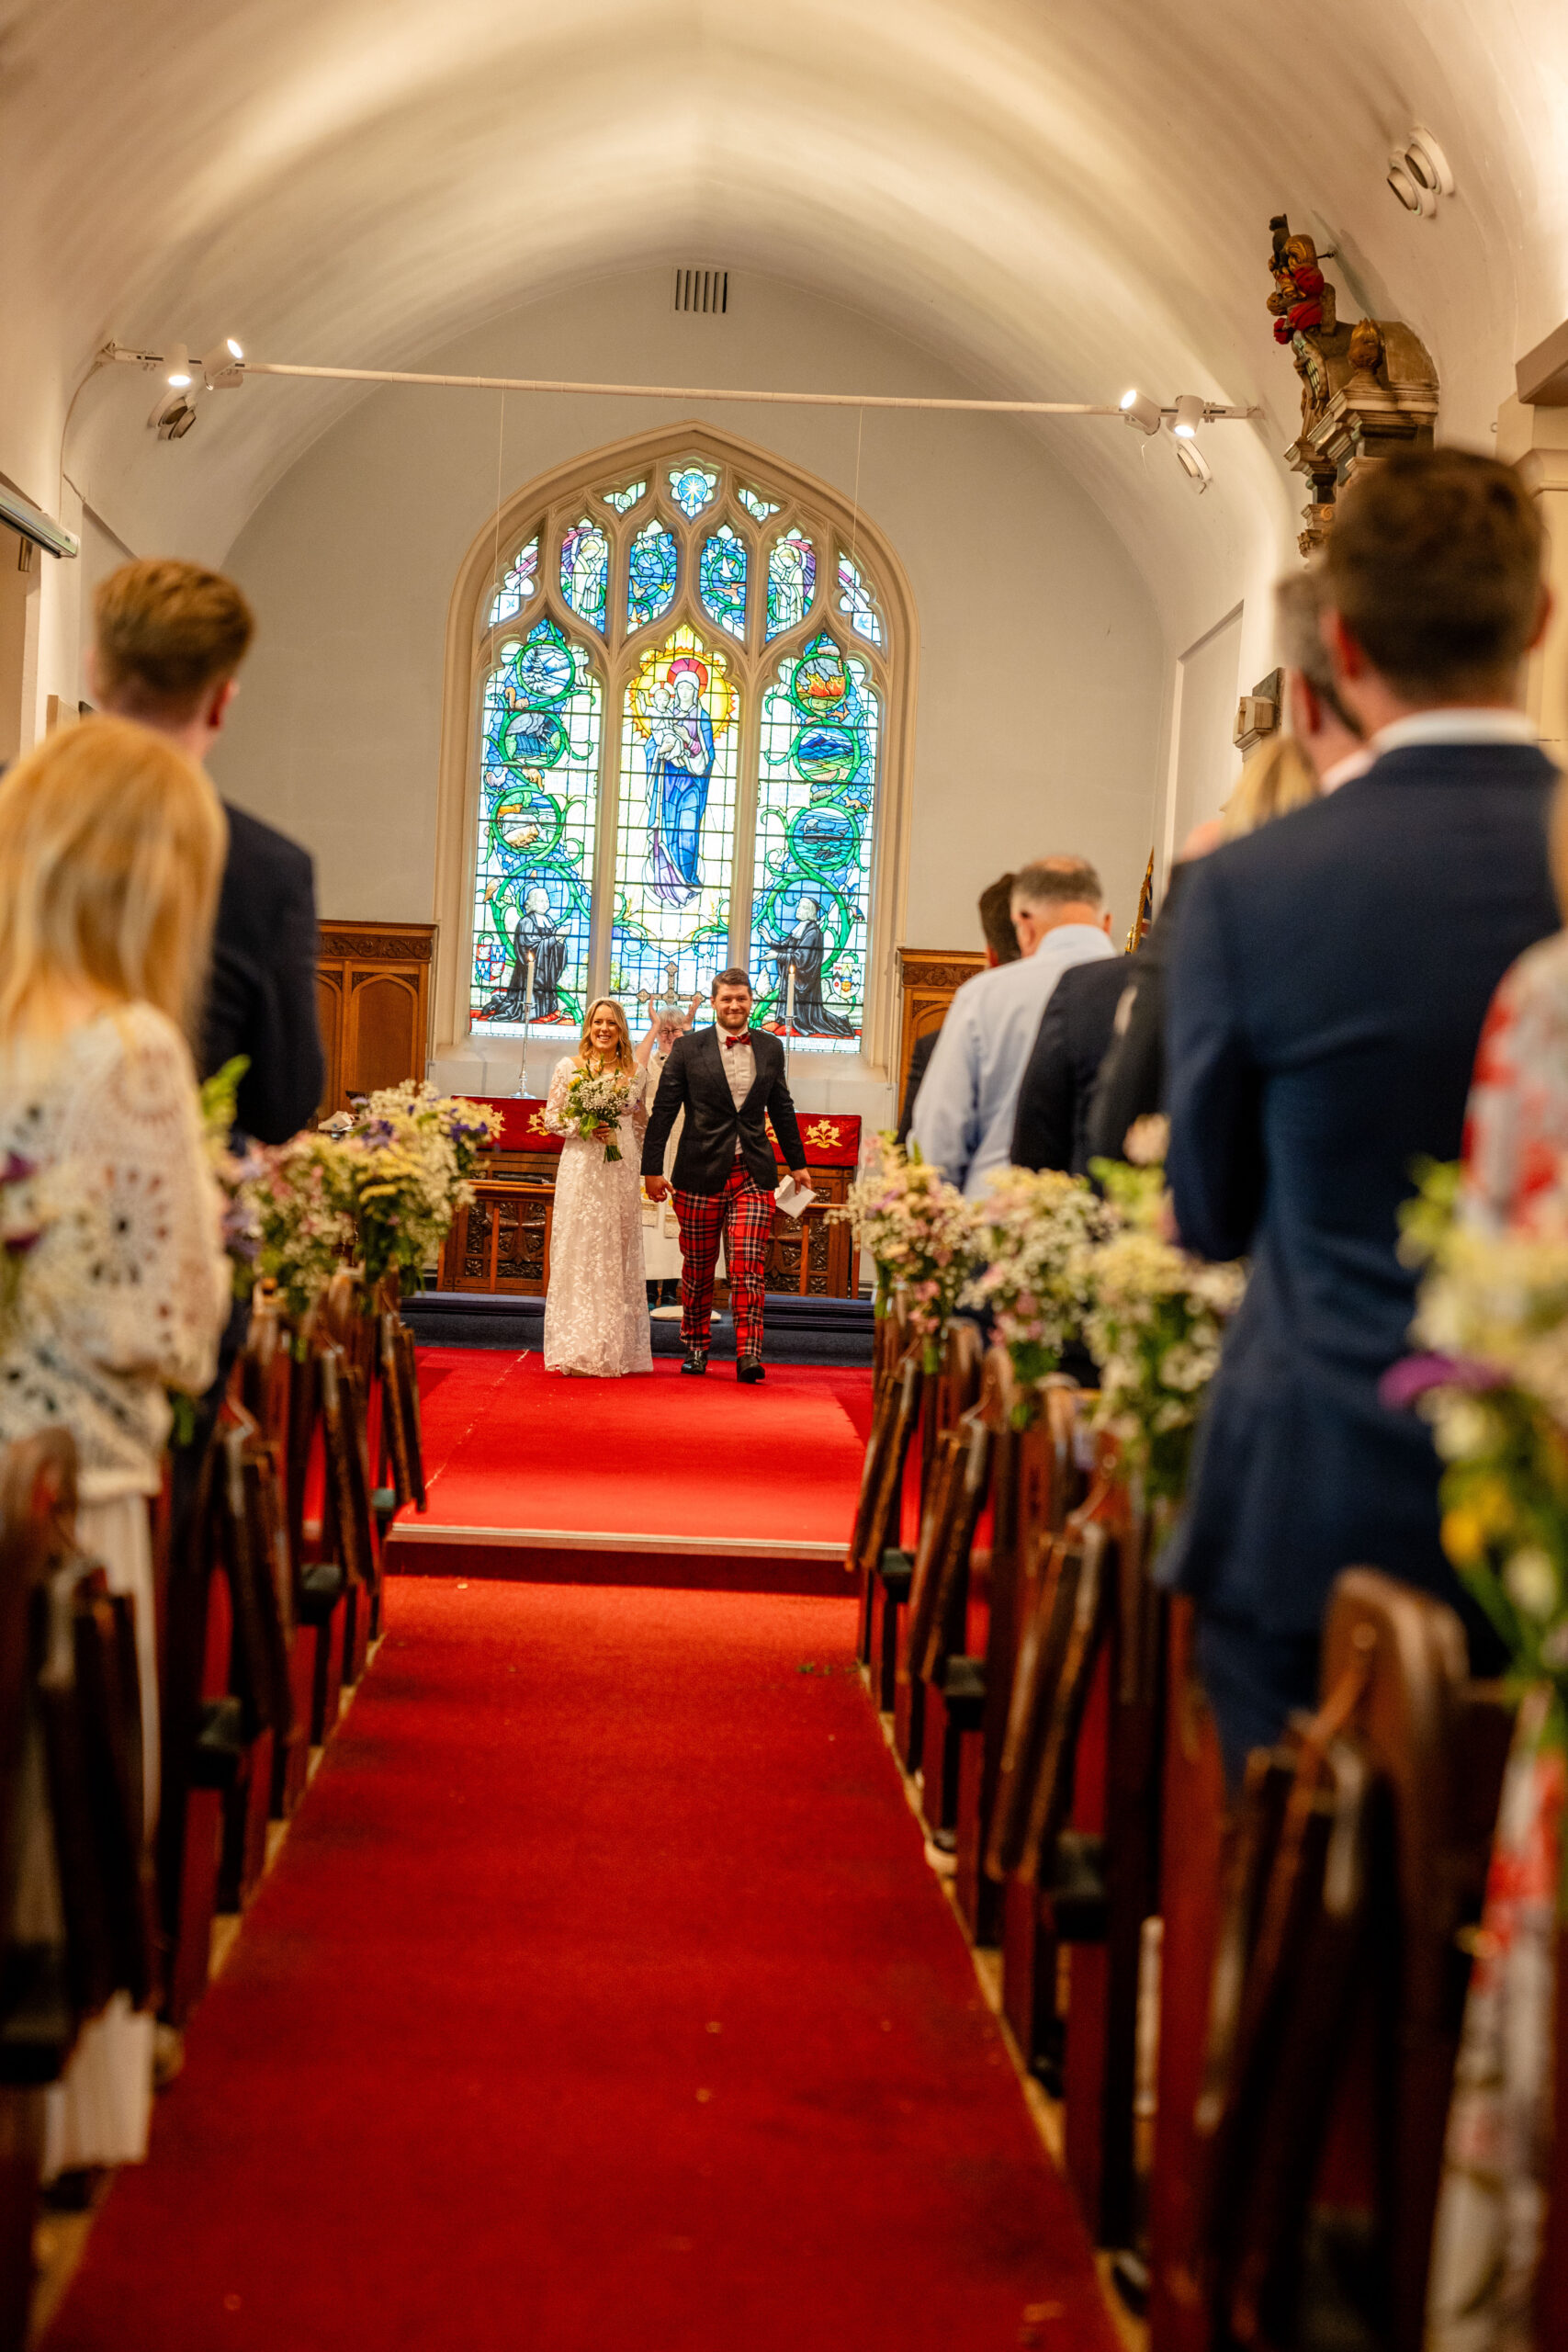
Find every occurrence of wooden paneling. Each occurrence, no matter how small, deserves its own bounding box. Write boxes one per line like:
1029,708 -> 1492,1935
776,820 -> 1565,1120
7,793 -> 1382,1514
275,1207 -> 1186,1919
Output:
896,947 -> 986,1113
316,922 -> 435,1116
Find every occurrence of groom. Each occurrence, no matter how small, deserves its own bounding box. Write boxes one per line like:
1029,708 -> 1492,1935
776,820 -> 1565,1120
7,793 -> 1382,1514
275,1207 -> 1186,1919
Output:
642,967 -> 810,1383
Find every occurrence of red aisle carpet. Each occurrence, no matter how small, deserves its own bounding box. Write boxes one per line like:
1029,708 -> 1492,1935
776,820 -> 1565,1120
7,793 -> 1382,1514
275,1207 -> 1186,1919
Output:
49,1581 -> 1117,2352
387,1350 -> 874,1589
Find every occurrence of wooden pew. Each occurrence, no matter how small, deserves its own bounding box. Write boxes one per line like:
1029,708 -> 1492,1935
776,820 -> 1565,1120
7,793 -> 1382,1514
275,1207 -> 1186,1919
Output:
1183,1570 -> 1514,2351
850,1349 -> 926,1713
893,1323 -> 985,1778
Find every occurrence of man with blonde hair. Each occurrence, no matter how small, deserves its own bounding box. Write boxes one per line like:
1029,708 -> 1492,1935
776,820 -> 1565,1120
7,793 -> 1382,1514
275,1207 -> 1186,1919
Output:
89,558 -> 323,1141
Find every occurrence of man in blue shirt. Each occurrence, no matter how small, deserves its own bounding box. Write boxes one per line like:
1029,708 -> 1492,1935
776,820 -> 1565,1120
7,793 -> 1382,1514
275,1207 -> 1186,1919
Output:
911,857 -> 1116,1197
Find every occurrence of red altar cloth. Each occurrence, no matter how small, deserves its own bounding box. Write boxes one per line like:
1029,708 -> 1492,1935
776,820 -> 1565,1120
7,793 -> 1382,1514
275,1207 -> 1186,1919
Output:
470,1095 -> 862,1168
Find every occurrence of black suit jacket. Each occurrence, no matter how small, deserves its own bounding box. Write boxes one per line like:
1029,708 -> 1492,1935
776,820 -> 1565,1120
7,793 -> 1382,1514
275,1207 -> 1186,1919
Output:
896,1028 -> 939,1146
1084,860 -> 1194,1164
1011,957 -> 1134,1174
205,803 -> 325,1144
641,1026 -> 807,1194
1164,741 -> 1558,1643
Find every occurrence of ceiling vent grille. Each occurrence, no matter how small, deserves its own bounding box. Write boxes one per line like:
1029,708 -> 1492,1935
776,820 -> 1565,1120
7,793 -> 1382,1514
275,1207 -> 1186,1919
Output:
673,268 -> 728,316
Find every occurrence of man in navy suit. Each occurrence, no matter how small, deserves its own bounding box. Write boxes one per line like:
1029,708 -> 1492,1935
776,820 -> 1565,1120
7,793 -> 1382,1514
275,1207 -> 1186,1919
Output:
90,559 -> 324,1142
1165,450 -> 1558,1785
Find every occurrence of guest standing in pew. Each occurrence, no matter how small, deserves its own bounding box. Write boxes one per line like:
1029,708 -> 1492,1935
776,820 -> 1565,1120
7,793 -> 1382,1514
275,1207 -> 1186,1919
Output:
1162,449 -> 1559,1788
896,874 -> 1021,1145
542,999 -> 659,1378
0,719 -> 231,2182
910,858 -> 1114,1196
1090,625 -> 1335,1166
89,560 -> 324,1146
642,969 -> 809,1384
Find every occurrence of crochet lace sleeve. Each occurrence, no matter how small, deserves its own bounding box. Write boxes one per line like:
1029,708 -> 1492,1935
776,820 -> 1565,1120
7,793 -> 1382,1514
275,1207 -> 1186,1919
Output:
56,1007 -> 231,1396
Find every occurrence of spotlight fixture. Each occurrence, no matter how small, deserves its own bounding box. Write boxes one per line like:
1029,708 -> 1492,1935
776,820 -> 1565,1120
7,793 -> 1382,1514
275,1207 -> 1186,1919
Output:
148,388 -> 199,440
164,341 -> 193,388
1387,126 -> 1453,219
201,336 -> 245,390
1174,438 -> 1212,493
1171,393 -> 1205,441
1119,388 -> 1162,435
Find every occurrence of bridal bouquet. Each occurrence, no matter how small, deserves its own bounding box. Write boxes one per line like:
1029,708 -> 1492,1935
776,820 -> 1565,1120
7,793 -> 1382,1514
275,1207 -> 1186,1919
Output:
564,1065 -> 635,1161
964,1166 -> 1111,1424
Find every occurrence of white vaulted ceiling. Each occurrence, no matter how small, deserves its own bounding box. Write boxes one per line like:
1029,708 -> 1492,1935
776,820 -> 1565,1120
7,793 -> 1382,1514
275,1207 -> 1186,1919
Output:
6,0 -> 1568,639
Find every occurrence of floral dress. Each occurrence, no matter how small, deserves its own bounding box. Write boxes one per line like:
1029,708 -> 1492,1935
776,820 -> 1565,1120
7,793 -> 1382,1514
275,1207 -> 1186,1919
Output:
541,1056 -> 654,1377
1461,928 -> 1568,1230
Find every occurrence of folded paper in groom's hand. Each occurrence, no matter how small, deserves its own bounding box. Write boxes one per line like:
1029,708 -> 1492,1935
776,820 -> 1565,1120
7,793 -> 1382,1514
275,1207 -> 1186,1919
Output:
773,1176 -> 818,1220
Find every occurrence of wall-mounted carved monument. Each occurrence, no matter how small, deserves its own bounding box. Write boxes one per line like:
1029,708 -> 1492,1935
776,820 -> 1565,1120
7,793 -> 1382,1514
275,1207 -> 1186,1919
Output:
1268,216 -> 1439,553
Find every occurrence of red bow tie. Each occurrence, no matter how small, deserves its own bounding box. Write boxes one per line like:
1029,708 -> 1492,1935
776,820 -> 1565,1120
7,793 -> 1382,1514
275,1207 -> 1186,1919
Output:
725,1035 -> 749,1048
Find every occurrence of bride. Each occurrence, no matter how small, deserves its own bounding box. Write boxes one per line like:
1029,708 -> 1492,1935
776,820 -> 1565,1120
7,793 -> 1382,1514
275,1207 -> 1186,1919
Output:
542,998 -> 657,1377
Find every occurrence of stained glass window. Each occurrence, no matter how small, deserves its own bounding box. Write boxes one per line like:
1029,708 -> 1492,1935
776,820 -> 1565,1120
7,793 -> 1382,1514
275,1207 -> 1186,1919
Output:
559,517 -> 609,632
699,526 -> 748,640
748,632 -> 878,1054
626,517 -> 679,632
766,531 -> 816,639
668,464 -> 718,519
836,550 -> 884,646
488,537 -> 539,626
468,446 -> 899,1060
610,626 -> 739,1025
470,616 -> 602,1036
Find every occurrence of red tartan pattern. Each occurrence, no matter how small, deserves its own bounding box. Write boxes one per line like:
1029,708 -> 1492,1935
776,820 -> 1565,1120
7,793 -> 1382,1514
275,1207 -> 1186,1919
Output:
674,1165 -> 774,1356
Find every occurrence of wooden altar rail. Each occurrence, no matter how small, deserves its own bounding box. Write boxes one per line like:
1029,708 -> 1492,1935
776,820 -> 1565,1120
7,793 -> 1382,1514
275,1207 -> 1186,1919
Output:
848,1323 -> 1568,2347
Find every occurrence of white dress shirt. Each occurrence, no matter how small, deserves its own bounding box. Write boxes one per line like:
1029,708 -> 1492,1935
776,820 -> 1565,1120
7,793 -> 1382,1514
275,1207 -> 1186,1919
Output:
1370,707 -> 1540,755
721,1030 -> 755,1155
911,923 -> 1117,1198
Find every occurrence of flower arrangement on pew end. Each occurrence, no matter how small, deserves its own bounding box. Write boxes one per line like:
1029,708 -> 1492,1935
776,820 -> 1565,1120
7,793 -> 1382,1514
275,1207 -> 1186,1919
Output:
1081,1121 -> 1247,1510
1387,1159 -> 1568,1745
214,1079 -> 502,1331
963,1167 -> 1111,1426
834,1133 -> 980,1373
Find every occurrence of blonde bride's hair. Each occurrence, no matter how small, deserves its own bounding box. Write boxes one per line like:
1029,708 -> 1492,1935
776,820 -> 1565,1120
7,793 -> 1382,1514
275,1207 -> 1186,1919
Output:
0,715 -> 226,1043
578,996 -> 634,1070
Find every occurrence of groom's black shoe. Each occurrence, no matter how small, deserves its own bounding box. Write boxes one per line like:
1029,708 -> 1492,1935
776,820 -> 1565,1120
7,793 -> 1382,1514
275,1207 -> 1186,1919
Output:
737,1356 -> 765,1385
681,1346 -> 709,1376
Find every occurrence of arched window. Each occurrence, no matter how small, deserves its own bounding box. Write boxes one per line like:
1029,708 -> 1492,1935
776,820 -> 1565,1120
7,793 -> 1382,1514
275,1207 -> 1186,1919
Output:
454,433 -> 910,1059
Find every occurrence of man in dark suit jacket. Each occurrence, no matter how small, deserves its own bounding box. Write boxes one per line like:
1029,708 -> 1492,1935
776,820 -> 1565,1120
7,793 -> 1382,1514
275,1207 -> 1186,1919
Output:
1011,954 -> 1132,1172
90,559 -> 324,1142
1165,449 -> 1559,1786
642,968 -> 809,1383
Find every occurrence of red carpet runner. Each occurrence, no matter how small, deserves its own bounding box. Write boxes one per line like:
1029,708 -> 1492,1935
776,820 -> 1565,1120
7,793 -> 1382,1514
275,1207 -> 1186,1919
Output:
388,1351 -> 874,1587
50,1581 -> 1117,2351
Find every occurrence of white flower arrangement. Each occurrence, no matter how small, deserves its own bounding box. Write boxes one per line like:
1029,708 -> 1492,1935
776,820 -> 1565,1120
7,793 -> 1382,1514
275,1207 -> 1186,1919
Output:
834,1132 -> 981,1372
1078,1157 -> 1246,1505
963,1166 -> 1111,1423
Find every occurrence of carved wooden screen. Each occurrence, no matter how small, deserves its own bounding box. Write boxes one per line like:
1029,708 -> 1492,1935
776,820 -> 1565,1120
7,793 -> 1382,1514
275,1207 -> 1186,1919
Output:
467,443 -> 900,1060
316,922 -> 435,1117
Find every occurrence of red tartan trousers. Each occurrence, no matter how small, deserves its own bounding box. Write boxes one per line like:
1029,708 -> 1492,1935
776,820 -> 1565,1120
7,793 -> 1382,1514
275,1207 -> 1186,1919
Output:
674,1161 -> 773,1356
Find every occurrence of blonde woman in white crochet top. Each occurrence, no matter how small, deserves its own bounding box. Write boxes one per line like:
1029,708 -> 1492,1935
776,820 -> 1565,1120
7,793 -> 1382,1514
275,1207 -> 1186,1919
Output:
0,718 -> 230,2180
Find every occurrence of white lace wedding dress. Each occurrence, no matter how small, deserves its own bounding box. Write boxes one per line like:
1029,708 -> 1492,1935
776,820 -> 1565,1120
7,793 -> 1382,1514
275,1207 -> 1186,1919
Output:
542,1057 -> 655,1377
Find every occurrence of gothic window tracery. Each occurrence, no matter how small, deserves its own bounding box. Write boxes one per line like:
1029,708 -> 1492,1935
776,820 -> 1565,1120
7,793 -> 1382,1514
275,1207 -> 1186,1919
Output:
467,442 -> 899,1056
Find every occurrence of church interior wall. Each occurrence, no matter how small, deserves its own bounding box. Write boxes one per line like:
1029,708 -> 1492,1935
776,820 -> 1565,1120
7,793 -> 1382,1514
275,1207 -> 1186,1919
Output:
206,270 -> 1168,1115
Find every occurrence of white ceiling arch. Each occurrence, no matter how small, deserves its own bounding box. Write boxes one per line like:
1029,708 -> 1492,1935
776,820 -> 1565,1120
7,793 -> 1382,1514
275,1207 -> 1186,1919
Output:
6,0 -> 1568,646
